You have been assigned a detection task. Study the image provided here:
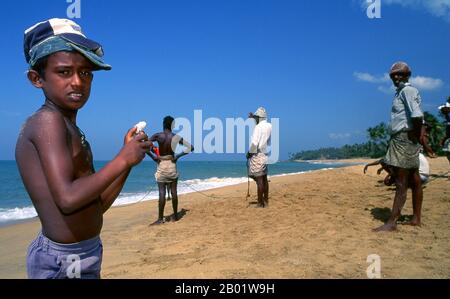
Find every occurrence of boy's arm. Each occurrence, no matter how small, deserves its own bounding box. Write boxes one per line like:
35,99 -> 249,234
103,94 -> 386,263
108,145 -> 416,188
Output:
99,169 -> 131,213
33,113 -> 151,214
100,131 -> 149,213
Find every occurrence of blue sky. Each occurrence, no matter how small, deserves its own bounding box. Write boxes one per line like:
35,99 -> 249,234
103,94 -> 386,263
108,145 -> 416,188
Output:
1,0 -> 449,161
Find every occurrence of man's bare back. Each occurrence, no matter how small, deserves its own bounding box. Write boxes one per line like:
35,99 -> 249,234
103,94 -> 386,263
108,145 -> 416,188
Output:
150,130 -> 178,157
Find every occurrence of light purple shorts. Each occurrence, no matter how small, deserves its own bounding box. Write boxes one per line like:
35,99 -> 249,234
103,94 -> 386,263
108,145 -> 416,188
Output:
26,231 -> 102,279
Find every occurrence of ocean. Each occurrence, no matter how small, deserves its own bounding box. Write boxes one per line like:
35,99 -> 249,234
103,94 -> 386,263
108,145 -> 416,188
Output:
0,160 -> 352,225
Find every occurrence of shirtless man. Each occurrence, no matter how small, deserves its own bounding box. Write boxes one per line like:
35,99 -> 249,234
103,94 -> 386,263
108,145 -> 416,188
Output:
16,19 -> 152,278
147,116 -> 194,225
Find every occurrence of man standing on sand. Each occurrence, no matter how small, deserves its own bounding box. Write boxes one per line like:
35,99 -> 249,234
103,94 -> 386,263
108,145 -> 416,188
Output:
374,62 -> 425,232
147,116 -> 194,225
247,107 -> 272,208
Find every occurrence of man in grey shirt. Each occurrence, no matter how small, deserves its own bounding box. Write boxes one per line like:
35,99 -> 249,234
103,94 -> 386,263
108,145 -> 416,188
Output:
374,62 -> 425,232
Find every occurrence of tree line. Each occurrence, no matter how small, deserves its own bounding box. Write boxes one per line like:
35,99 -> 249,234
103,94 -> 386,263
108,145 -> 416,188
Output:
289,111 -> 447,161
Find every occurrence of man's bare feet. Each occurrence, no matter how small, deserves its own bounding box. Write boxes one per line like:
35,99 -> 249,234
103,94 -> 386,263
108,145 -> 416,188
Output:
373,223 -> 397,232
402,217 -> 421,226
149,219 -> 165,226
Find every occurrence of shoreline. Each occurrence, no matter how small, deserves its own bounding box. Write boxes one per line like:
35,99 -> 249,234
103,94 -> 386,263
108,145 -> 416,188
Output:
294,158 -> 372,164
0,160 -> 358,227
1,157 -> 448,278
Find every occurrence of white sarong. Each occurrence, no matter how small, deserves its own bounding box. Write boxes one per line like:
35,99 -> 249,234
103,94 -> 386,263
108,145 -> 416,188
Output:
248,153 -> 268,178
155,156 -> 179,183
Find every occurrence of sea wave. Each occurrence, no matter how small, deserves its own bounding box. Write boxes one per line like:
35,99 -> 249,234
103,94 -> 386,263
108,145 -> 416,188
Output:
0,206 -> 38,223
0,167 -> 339,223
113,176 -> 249,207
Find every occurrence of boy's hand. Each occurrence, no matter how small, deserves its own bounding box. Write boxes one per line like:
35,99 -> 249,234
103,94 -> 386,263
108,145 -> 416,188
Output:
119,129 -> 152,167
124,127 -> 139,145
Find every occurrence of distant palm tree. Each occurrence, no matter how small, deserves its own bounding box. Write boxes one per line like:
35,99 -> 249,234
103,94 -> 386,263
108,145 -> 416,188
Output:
425,111 -> 446,155
367,122 -> 389,158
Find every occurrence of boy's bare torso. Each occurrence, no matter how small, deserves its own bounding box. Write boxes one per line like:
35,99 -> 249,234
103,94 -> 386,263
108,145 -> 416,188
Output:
16,105 -> 103,243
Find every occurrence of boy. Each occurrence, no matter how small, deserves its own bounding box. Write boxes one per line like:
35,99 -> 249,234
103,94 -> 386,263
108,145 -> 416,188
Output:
16,18 -> 152,279
147,116 -> 194,225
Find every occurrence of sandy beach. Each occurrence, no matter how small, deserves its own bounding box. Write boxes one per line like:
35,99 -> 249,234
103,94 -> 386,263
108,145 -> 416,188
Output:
1,158 -> 449,279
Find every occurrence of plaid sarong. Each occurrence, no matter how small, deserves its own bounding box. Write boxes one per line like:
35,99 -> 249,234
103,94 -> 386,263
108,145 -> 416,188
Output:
384,131 -> 421,169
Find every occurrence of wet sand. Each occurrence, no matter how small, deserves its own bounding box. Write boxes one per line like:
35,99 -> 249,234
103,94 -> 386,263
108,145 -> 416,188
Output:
1,158 -> 449,278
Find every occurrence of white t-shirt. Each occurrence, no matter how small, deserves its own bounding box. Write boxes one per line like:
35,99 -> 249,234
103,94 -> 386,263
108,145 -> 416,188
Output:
250,119 -> 272,154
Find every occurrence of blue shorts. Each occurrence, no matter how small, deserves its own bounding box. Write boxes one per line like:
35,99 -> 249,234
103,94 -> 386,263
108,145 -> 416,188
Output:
27,231 -> 103,279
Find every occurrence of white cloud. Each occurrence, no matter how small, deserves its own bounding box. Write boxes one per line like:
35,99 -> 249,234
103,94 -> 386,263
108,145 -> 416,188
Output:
329,133 -> 351,140
361,0 -> 450,22
377,85 -> 396,94
354,72 -> 390,83
354,71 -> 444,93
410,76 -> 444,90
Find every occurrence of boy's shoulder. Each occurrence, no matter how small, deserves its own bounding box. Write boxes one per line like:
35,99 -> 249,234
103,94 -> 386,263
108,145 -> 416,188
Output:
22,106 -> 67,137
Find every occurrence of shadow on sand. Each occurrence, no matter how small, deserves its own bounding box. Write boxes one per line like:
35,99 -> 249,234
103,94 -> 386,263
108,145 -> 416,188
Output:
165,208 -> 189,222
429,173 -> 450,180
149,208 -> 190,226
370,207 -> 391,223
371,207 -> 413,223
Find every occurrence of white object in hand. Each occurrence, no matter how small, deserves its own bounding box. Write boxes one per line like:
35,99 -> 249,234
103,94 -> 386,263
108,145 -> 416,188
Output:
134,121 -> 147,133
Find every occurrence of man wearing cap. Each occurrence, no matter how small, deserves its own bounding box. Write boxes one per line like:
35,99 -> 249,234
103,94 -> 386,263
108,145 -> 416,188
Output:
16,18 -> 152,278
374,62 -> 425,232
247,107 -> 272,208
